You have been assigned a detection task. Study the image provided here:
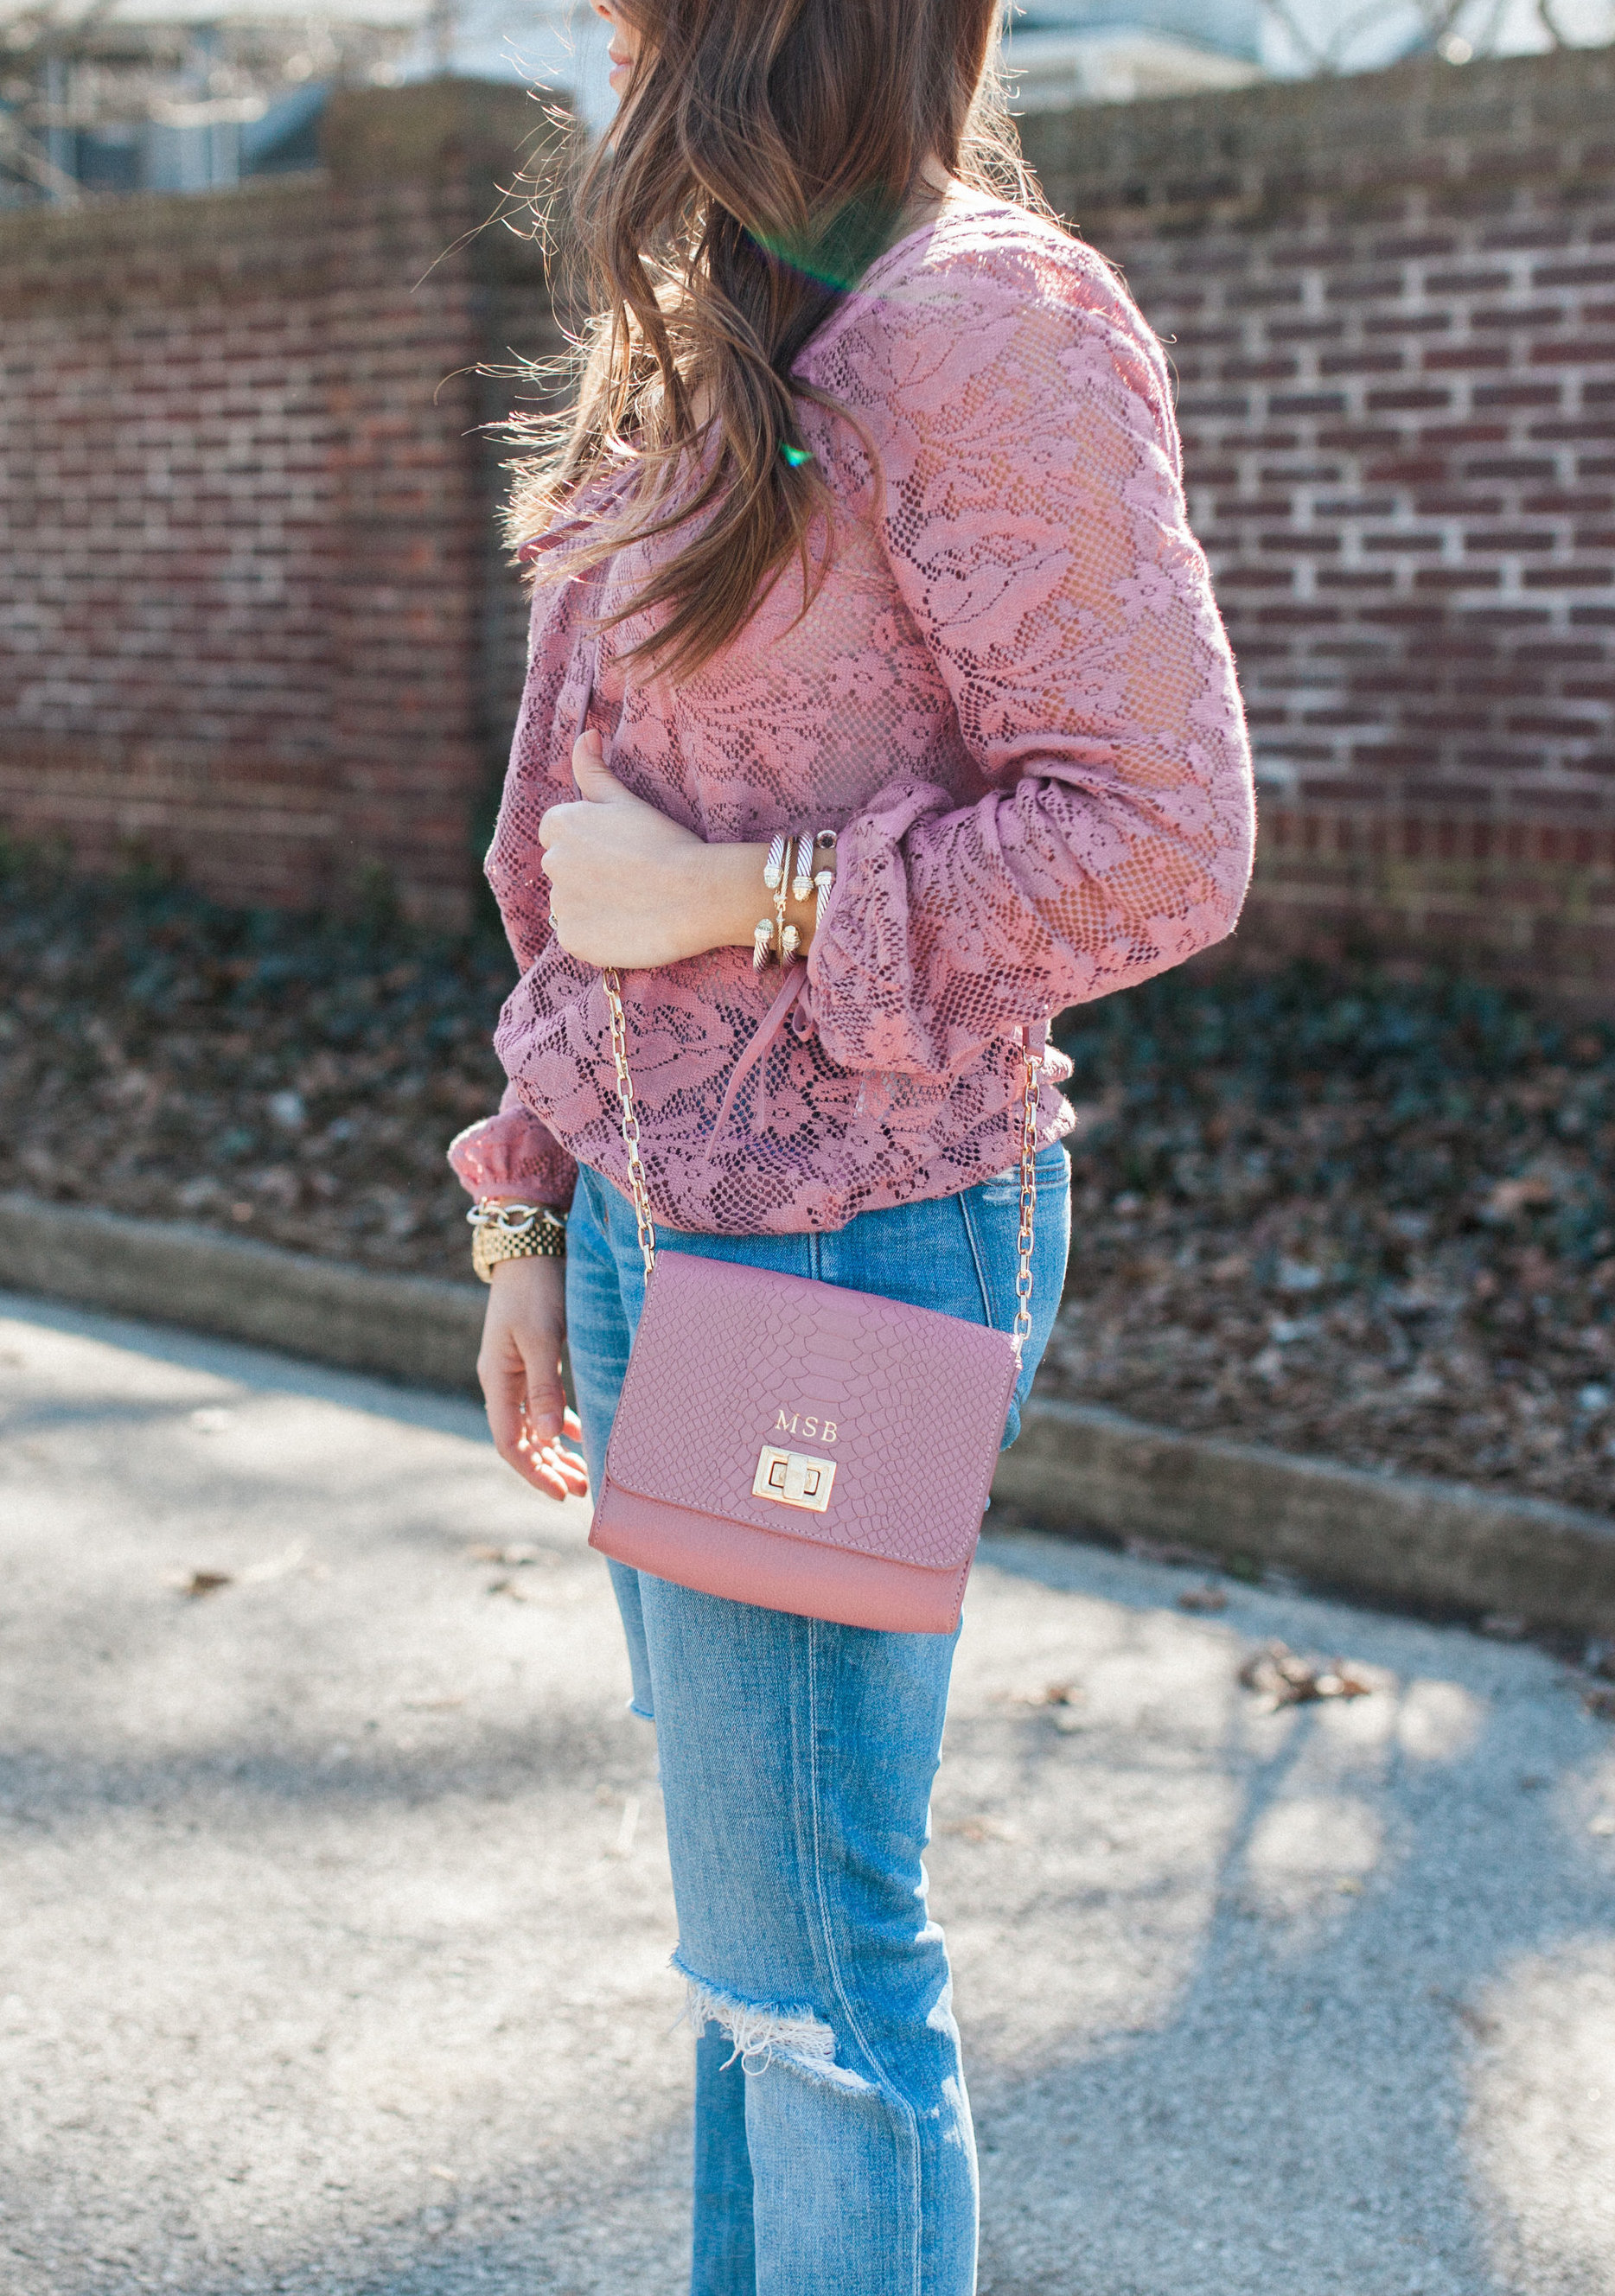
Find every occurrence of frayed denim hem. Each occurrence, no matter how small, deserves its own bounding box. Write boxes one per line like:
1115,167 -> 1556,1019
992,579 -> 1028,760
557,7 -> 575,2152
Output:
673,1955 -> 876,2094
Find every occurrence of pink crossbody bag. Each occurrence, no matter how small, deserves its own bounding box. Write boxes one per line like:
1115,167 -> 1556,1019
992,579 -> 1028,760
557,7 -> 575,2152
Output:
586,965 -> 1043,1634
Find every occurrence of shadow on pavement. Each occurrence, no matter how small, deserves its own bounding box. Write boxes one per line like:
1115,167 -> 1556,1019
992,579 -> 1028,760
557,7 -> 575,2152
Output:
3,1297 -> 1612,2293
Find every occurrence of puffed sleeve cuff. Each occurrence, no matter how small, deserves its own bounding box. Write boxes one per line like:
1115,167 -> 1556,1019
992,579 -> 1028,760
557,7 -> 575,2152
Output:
446,1083 -> 578,1209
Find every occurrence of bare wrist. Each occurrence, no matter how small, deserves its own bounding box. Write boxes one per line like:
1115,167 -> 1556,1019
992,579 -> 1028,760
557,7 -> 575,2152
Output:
487,1253 -> 565,1290
700,841 -> 772,952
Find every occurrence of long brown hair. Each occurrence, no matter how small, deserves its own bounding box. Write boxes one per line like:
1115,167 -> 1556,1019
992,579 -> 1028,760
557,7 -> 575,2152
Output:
504,0 -> 1044,681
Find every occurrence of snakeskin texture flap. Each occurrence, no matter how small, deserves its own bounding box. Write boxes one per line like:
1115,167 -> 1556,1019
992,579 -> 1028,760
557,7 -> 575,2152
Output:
601,1251 -> 1019,1572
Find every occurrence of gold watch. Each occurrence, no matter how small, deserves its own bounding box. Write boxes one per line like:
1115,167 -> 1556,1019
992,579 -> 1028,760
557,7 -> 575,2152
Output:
468,1199 -> 567,1284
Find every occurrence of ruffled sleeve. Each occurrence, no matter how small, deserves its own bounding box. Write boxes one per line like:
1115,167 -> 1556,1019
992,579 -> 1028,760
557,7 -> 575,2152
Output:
803,225 -> 1254,1077
447,1081 -> 578,1209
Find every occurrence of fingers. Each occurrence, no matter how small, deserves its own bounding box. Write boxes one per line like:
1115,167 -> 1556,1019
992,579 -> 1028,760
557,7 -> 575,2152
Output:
490,1386 -> 587,1502
515,1351 -> 567,1448
520,1418 -> 590,1502
536,733 -> 629,861
476,1273 -> 588,1502
514,1362 -> 589,1498
480,1336 -> 530,1470
571,730 -> 633,802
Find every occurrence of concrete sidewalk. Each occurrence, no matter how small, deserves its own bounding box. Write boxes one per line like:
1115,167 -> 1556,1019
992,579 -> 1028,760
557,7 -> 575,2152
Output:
2,1292 -> 1612,2296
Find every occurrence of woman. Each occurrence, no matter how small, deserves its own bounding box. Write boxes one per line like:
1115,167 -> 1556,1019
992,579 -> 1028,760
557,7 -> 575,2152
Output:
449,0 -> 1254,2286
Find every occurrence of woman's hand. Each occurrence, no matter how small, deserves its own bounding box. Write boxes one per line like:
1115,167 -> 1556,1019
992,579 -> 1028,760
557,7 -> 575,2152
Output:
539,731 -> 814,969
476,1255 -> 590,1502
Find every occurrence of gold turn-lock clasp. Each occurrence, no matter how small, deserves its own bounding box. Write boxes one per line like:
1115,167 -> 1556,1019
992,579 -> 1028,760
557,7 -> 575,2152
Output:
752,1445 -> 837,1514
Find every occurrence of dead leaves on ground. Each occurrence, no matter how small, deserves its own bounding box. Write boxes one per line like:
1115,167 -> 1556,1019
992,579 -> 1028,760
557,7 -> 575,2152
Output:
1125,1535 -> 1217,1571
469,1540 -> 560,1600
1121,1537 -> 1234,1613
940,1814 -> 1019,1845
174,1568 -> 233,1598
166,1540 -> 312,1598
1027,1680 -> 1083,1707
1238,1640 -> 1374,1712
12,871 -> 1612,1511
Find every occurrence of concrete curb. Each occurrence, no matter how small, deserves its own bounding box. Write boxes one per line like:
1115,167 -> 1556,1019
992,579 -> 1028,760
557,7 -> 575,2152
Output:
991,1399 -> 1615,1640
0,1192 -> 485,1397
3,1191 -> 1612,1637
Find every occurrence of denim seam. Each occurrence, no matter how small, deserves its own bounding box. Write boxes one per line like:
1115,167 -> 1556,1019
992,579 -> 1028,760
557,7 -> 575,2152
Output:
804,1616 -> 926,2295
954,1185 -> 999,1333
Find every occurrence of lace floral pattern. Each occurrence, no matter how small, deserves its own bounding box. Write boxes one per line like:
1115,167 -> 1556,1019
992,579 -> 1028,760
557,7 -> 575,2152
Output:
448,192 -> 1254,1234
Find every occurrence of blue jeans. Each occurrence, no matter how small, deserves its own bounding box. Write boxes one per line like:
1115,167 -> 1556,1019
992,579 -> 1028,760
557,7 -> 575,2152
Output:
565,1146 -> 1070,2296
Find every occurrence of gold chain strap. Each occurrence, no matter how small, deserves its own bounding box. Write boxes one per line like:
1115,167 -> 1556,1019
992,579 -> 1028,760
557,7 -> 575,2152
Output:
603,968 -> 658,1279
602,969 -> 1040,1331
1014,1033 -> 1041,1355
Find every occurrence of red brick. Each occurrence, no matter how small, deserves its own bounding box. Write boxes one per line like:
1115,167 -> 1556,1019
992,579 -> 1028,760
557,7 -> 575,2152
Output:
1472,383 -> 1564,407
1365,387 -> 1454,411
1411,490 -> 1503,514
1422,345 -> 1512,371
1425,269 -> 1513,293
11,52 -> 1615,1004
1534,260 -> 1615,287
1319,352 -> 1407,376
0,80 -> 554,928
1470,303 -> 1569,331
1363,313 -> 1452,336
1532,336 -> 1615,364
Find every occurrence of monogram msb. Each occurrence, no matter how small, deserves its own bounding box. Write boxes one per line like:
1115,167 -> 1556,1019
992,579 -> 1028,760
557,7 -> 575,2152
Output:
773,1408 -> 839,1444
587,971 -> 1043,1636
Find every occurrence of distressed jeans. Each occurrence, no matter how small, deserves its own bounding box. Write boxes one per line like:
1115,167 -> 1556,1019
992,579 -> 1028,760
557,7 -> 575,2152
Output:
565,1146 -> 1070,2296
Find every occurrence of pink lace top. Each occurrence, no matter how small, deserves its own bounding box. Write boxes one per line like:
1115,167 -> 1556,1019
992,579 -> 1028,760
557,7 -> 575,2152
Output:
449,189 -> 1254,1235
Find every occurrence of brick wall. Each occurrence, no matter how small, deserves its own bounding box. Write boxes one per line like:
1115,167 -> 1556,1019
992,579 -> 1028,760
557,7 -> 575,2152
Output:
3,55 -> 1613,996
1022,45 -> 1615,1003
0,80 -> 561,925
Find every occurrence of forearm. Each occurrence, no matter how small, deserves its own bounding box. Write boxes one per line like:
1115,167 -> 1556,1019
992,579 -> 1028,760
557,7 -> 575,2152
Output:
539,734 -> 835,971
